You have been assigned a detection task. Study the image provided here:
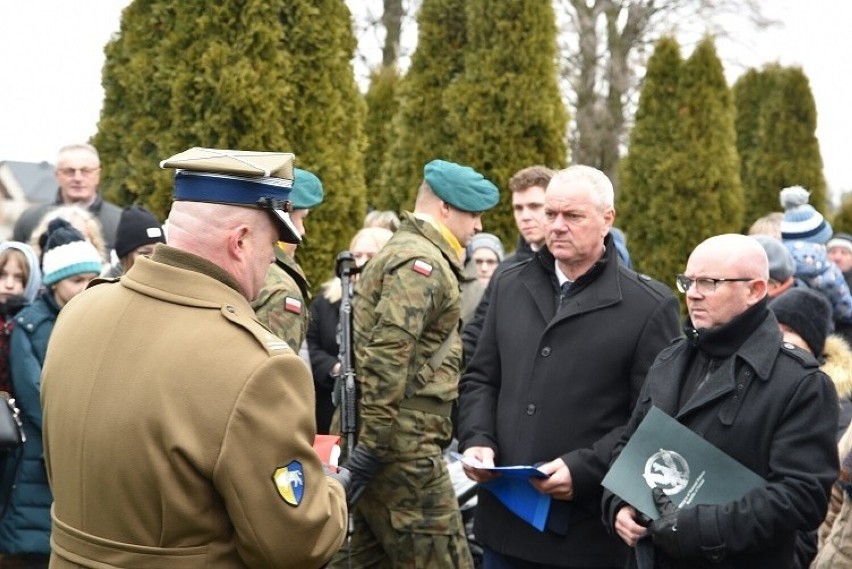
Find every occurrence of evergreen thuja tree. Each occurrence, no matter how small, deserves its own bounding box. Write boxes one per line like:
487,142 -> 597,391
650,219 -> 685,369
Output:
363,65 -> 401,211
443,0 -> 568,245
617,36 -> 683,284
95,0 -> 299,218
378,0 -> 467,213
93,0 -> 365,289
672,37 -> 744,263
733,68 -> 774,227
279,0 -> 368,288
734,64 -> 826,226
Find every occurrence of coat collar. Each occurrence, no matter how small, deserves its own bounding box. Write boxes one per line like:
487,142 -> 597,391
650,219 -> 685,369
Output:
399,211 -> 465,280
650,311 -> 783,417
519,234 -> 620,323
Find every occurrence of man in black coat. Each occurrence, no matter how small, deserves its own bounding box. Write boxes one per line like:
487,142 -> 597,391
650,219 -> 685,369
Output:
604,234 -> 839,568
458,165 -> 681,567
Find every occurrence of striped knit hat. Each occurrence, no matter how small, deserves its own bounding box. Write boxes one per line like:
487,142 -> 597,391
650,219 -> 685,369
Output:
40,218 -> 103,286
780,185 -> 832,244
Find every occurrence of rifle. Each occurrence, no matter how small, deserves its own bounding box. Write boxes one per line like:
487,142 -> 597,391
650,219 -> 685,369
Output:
334,250 -> 360,567
335,250 -> 360,458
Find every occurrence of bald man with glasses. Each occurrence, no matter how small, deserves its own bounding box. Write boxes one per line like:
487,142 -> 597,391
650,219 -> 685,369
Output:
604,233 -> 839,568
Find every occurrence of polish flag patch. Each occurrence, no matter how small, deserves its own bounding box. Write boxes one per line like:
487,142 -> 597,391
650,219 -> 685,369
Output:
412,260 -> 433,277
284,297 -> 303,314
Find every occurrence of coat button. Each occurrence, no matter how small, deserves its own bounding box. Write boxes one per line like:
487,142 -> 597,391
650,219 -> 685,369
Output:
226,306 -> 236,313
540,346 -> 551,357
526,404 -> 536,415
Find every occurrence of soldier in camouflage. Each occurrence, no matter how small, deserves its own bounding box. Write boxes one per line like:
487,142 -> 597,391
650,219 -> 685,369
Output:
330,160 -> 499,568
252,168 -> 322,351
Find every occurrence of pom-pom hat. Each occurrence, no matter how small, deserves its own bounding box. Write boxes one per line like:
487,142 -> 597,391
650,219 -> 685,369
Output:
41,218 -> 103,286
780,185 -> 833,244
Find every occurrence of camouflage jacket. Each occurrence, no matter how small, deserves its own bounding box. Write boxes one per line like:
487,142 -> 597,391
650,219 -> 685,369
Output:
352,212 -> 465,460
252,246 -> 311,352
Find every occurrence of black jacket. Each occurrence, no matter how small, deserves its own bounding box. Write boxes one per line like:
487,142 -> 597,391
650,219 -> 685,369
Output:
603,309 -> 839,568
458,236 -> 681,565
307,291 -> 340,435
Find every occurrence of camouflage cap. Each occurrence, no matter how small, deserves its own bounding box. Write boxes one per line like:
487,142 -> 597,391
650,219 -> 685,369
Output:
291,168 -> 324,210
424,159 -> 499,213
160,147 -> 301,244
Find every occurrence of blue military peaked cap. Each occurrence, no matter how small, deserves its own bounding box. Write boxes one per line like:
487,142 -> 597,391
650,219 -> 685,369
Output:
291,168 -> 324,210
423,159 -> 499,213
160,147 -> 301,244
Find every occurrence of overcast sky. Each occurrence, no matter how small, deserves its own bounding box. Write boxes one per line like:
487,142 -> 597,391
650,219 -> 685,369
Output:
2,0 -> 850,200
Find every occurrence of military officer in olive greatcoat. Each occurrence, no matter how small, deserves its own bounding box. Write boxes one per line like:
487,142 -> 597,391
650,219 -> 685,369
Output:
40,147 -> 349,569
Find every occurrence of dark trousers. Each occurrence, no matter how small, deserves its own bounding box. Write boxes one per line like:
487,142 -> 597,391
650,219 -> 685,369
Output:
483,546 -> 621,569
0,554 -> 50,569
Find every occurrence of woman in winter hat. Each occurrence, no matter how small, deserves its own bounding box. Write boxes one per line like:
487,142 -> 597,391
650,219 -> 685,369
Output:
0,219 -> 102,563
780,185 -> 852,326
770,288 -> 852,567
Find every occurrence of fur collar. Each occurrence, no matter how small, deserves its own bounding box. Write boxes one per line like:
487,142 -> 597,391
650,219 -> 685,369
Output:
823,334 -> 852,399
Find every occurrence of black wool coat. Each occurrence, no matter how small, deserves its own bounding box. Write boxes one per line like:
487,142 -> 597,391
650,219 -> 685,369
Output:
307,292 -> 341,435
603,310 -> 839,569
458,237 -> 682,566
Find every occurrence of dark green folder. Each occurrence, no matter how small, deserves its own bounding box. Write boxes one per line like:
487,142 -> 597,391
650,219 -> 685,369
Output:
601,406 -> 765,520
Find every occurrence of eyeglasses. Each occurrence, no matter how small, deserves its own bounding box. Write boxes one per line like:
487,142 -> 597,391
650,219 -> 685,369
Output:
58,167 -> 100,177
474,258 -> 498,266
675,274 -> 753,294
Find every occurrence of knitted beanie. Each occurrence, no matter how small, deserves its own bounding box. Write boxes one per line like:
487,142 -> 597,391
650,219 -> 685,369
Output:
41,218 -> 103,286
114,205 -> 166,259
753,235 -> 795,282
469,232 -> 504,262
827,233 -> 852,255
780,185 -> 833,244
770,287 -> 832,357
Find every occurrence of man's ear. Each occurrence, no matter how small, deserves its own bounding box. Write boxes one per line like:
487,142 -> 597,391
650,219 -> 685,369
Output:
748,279 -> 769,304
228,225 -> 251,260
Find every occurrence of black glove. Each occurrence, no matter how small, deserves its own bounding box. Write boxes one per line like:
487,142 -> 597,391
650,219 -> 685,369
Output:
324,464 -> 351,495
650,487 -> 682,559
342,445 -> 381,507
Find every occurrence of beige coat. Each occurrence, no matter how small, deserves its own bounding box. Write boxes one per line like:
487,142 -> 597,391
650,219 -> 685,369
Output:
812,334 -> 852,568
41,246 -> 346,568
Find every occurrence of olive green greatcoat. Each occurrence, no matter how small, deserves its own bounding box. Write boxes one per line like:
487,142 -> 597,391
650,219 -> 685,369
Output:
253,245 -> 311,352
41,245 -> 346,569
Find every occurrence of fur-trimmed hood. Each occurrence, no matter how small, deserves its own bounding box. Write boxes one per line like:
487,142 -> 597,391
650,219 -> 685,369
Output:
823,334 -> 852,400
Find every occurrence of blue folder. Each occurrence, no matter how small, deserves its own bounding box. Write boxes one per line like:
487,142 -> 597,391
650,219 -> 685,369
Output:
481,476 -> 552,531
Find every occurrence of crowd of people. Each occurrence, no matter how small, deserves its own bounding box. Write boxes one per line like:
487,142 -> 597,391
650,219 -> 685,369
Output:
0,142 -> 850,568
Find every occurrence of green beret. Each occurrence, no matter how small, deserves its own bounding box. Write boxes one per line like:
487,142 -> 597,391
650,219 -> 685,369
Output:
291,168 -> 324,210
423,159 -> 499,212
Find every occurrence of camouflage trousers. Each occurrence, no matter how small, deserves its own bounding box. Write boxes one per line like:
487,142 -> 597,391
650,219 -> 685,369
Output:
329,453 -> 473,568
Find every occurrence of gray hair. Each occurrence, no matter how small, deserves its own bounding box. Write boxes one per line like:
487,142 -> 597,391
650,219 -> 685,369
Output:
549,165 -> 614,210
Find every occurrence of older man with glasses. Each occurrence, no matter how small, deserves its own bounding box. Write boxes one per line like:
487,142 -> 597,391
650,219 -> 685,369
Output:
604,233 -> 839,569
13,143 -> 122,254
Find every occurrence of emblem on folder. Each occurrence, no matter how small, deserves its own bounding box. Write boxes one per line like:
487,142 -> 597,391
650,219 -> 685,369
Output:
643,449 -> 689,495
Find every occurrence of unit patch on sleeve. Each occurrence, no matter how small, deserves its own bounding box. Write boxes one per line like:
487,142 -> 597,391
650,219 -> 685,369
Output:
412,260 -> 433,277
284,296 -> 303,314
273,460 -> 305,507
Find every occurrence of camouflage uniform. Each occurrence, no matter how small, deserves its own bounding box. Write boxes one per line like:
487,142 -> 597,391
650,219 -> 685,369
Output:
252,245 -> 310,351
330,211 -> 472,568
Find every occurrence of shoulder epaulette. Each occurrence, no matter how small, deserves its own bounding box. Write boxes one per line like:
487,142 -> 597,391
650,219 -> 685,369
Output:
219,303 -> 293,356
779,341 -> 820,369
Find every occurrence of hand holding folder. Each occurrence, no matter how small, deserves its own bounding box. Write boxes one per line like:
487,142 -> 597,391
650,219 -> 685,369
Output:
451,451 -> 552,531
